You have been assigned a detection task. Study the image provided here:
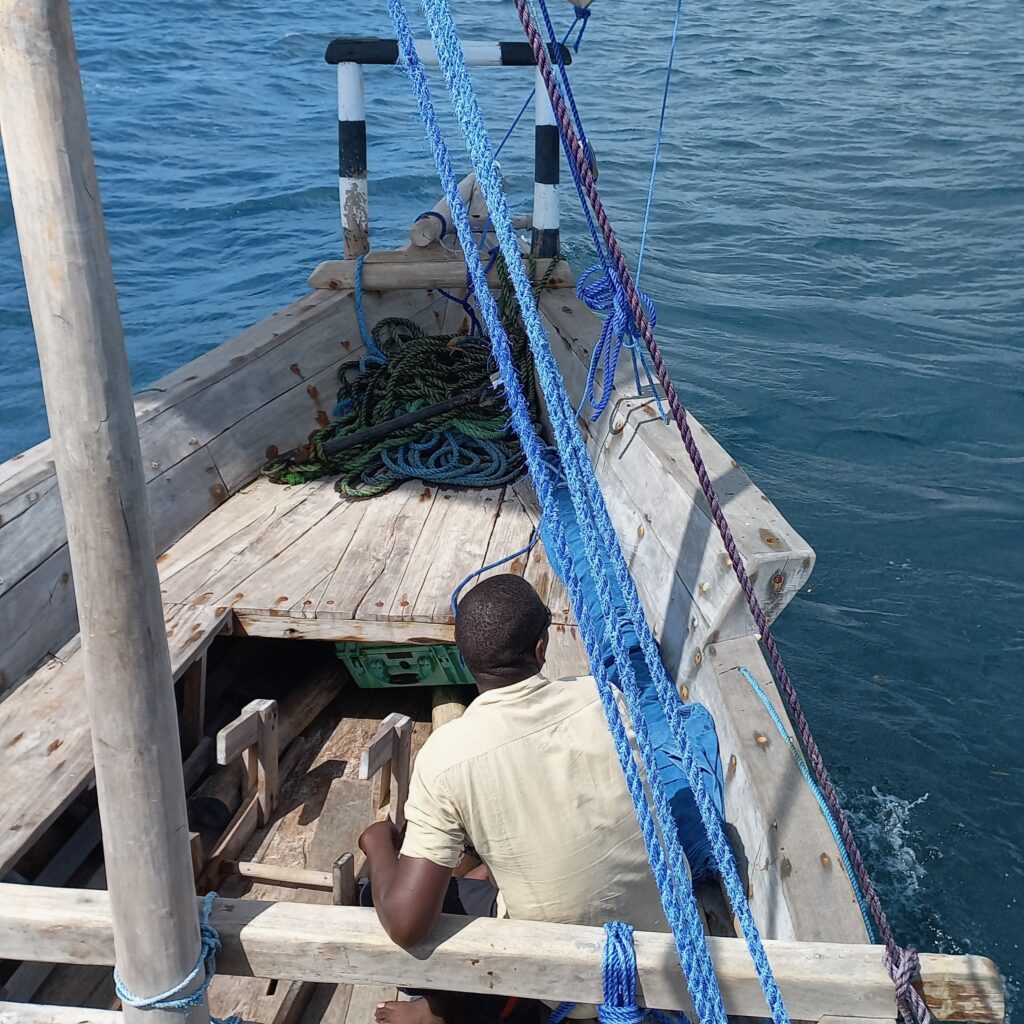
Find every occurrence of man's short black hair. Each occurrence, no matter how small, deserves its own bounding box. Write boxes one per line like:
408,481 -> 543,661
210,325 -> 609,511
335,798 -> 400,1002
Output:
455,574 -> 550,679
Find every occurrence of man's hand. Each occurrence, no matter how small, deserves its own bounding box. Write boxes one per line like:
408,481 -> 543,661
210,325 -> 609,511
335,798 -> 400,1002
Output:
359,819 -> 401,856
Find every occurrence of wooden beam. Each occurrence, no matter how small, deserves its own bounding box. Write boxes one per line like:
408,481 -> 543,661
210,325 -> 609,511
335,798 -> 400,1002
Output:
217,705 -> 261,766
358,713 -> 413,827
222,861 -> 333,893
179,654 -> 208,756
0,1003 -> 122,1024
308,255 -> 573,292
0,4 -> 207,1022
431,687 -> 468,730
233,611 -> 455,645
359,712 -> 408,780
332,853 -> 356,907
0,886 -> 1004,1023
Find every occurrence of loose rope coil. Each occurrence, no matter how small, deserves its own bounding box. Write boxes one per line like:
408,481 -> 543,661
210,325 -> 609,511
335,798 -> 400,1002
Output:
264,255 -> 554,497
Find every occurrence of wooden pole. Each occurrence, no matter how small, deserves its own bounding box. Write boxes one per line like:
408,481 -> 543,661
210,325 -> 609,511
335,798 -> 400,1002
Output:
0,3 -> 207,1022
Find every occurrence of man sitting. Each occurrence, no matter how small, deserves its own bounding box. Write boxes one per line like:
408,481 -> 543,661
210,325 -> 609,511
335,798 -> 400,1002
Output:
358,574 -> 670,1024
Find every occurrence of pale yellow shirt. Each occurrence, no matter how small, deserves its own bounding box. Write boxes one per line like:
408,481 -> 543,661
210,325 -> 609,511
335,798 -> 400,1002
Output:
401,673 -> 668,934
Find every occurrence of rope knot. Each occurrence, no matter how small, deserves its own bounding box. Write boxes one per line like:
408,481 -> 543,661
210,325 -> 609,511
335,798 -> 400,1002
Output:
885,945 -> 932,1024
113,892 -> 241,1024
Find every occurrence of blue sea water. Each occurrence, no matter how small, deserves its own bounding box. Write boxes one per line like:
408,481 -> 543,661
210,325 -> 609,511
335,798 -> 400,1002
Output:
1,0 -> 1021,1014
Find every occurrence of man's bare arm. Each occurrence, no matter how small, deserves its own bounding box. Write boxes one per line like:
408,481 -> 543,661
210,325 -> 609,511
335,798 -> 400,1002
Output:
359,820 -> 454,949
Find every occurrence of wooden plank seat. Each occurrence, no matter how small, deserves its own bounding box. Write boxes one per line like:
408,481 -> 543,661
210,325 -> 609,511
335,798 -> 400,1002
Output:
0,473 -> 575,879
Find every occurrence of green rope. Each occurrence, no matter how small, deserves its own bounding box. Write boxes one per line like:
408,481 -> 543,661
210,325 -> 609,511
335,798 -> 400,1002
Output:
263,253 -> 555,498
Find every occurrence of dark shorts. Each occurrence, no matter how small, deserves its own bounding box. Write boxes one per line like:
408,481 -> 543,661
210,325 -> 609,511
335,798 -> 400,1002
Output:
359,878 -> 544,1024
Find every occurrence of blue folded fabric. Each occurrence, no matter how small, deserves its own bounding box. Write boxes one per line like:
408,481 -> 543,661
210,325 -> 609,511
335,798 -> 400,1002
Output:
541,484 -> 725,881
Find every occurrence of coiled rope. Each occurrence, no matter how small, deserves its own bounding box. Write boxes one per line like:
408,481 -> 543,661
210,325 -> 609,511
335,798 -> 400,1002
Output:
548,921 -> 690,1024
263,255 -> 555,497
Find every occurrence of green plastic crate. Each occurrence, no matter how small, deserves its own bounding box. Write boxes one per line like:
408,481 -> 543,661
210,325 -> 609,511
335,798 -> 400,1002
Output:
335,642 -> 475,689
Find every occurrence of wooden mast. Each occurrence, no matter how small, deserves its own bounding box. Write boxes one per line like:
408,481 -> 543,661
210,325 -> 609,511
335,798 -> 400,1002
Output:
0,2 -> 208,1021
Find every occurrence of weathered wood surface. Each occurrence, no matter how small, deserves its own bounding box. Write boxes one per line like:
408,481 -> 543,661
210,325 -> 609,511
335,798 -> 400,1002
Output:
0,285 -> 454,694
207,713 -> 384,1024
0,1003 -> 122,1024
0,604 -> 231,878
535,289 -> 865,944
702,635 -> 869,942
160,475 -> 571,634
309,253 -> 572,292
0,886 -> 1004,1023
0,0 -> 209,1015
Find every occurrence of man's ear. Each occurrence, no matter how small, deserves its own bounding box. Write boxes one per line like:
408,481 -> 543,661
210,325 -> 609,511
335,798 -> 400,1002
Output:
535,631 -> 549,670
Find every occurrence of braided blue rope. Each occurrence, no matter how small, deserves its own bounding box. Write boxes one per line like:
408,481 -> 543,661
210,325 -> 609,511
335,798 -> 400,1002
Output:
737,667 -> 876,939
354,253 -> 388,371
575,263 -> 659,419
549,922 -> 690,1024
635,0 -> 684,286
394,5 -> 718,1018
388,4 -> 790,1023
113,892 -> 241,1024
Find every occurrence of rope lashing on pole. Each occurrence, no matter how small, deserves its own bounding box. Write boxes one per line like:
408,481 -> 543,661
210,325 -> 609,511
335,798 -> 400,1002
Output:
511,3 -> 930,1021
388,2 -> 789,1021
113,892 -> 241,1024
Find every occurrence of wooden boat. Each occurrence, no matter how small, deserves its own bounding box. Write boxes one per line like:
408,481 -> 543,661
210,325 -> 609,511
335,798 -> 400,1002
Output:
0,9 -> 1004,1024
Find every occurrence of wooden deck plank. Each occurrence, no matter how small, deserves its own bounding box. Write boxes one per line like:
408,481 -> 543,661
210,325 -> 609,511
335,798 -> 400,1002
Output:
0,605 -> 231,879
234,491 -> 369,620
475,484 -> 535,584
513,478 -> 573,625
160,481 -> 340,609
317,482 -> 437,621
408,487 -> 504,625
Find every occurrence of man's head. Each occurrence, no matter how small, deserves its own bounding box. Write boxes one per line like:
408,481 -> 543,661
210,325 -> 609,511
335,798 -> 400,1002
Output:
454,575 -> 551,688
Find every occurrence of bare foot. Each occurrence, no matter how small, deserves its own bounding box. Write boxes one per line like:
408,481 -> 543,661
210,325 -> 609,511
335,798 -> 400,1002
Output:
375,998 -> 444,1024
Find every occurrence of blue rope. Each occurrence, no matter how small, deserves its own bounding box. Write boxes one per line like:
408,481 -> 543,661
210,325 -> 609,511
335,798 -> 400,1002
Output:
354,254 -> 388,372
113,892 -> 241,1024
494,8 -> 590,160
549,921 -> 690,1024
436,245 -> 501,338
737,667 -> 876,940
396,7 -> 718,1019
533,0 -> 666,420
450,526 -> 542,618
388,3 -> 789,1022
575,263 -> 660,419
414,209 -> 449,240
635,0 -> 684,287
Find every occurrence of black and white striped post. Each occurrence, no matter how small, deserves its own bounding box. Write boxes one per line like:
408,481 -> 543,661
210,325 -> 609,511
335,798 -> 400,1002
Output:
531,65 -> 560,259
325,38 -> 571,259
336,60 -> 369,259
